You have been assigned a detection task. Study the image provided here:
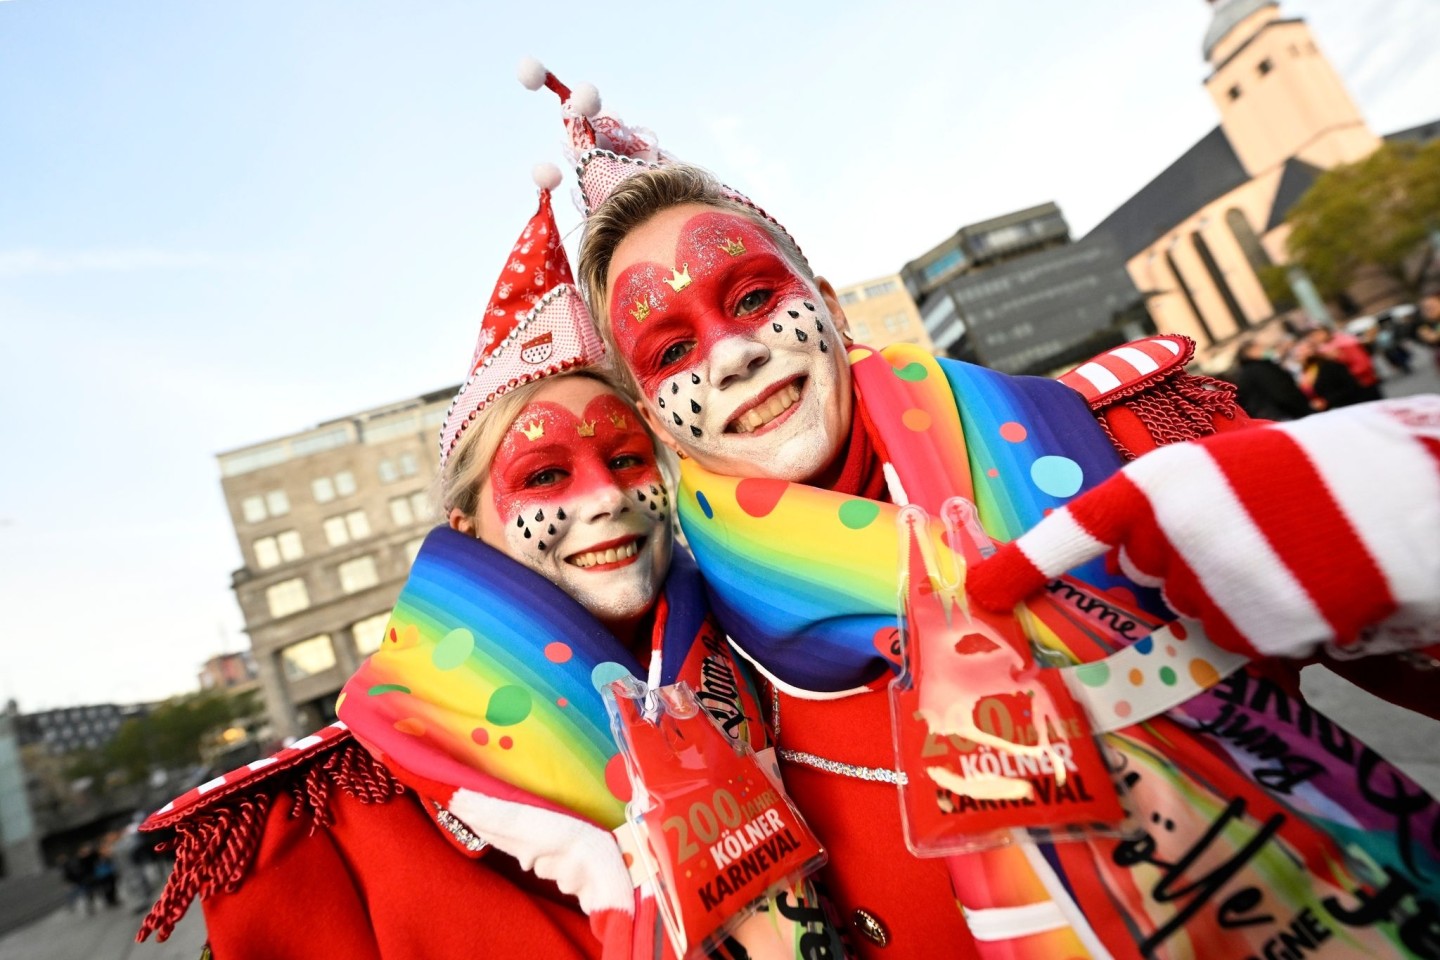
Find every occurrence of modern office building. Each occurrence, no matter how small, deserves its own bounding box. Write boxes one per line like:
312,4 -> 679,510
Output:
834,274 -> 933,351
14,703 -> 139,756
900,203 -> 1149,374
1088,0 -> 1428,345
218,387 -> 456,740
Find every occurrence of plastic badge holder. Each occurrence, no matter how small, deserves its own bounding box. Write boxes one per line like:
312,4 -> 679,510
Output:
889,498 -> 1129,857
606,678 -> 828,958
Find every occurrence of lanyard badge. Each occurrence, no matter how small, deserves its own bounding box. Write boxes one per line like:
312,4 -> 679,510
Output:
606,678 -> 828,957
890,499 -> 1127,856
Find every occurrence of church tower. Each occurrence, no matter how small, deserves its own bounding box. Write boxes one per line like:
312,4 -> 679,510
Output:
1202,0 -> 1378,176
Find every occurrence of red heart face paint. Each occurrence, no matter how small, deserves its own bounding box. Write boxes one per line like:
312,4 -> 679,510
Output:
607,207 -> 852,483
477,380 -> 673,627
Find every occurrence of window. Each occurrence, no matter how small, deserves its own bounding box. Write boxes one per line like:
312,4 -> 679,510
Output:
410,491 -> 430,523
323,516 -> 350,547
277,530 -> 304,562
1258,58 -> 1273,76
352,612 -> 391,657
253,537 -> 281,569
345,509 -> 370,539
312,476 -> 336,503
378,459 -> 399,484
883,312 -> 911,333
241,496 -> 267,524
399,452 -> 419,477
266,578 -> 310,618
265,490 -> 290,517
324,510 -> 370,546
1228,85 -> 1242,102
280,635 -> 336,681
338,556 -> 380,594
921,250 -> 965,283
334,470 -> 356,496
838,290 -> 861,306
389,495 -> 415,527
863,280 -> 898,299
405,537 -> 426,564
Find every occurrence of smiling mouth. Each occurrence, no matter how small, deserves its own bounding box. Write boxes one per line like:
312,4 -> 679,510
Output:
566,535 -> 644,571
727,377 -> 805,435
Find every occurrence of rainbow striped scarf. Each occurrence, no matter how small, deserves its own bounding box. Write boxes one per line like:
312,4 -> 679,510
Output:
677,343 -> 1440,958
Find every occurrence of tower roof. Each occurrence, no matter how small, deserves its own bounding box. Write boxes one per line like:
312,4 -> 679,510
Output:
1204,0 -> 1279,61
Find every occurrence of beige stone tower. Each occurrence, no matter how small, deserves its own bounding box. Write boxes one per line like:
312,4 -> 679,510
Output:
1203,0 -> 1379,177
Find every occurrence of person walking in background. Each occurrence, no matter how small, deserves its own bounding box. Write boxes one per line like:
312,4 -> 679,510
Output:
1417,293 -> 1440,369
1233,336 -> 1312,420
1297,339 -> 1369,410
1306,325 -> 1383,400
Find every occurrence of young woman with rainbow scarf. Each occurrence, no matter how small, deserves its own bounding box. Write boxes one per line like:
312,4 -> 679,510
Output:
137,167 -> 845,959
568,148 -> 1440,959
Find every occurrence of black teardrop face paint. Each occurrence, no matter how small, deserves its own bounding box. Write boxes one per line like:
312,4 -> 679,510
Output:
673,412 -> 683,426
671,382 -> 679,395
523,528 -> 532,539
820,340 -> 829,353
535,509 -> 544,522
788,310 -> 800,319
547,524 -> 556,535
637,491 -> 647,502
690,399 -> 701,414
658,397 -> 666,409
556,507 -> 566,521
515,516 -> 524,528
803,301 -> 815,311
816,319 -> 824,332
772,322 -> 783,333
538,541 -> 546,551
690,373 -> 700,385
690,425 -> 702,438
795,329 -> 809,342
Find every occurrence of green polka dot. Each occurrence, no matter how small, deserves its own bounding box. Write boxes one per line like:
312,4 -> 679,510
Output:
367,683 -> 410,696
1159,666 -> 1177,686
433,628 -> 475,671
838,499 -> 881,530
1075,662 -> 1110,688
893,362 -> 928,382
485,685 -> 533,726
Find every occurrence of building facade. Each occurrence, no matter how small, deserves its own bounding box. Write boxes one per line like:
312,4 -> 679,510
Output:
0,706 -> 42,878
218,387 -> 456,740
900,203 -> 1149,373
14,703 -> 139,756
1088,0 -> 1402,345
834,274 -> 933,351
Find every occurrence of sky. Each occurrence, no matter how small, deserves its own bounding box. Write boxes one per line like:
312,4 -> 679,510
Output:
1,0 -> 1437,711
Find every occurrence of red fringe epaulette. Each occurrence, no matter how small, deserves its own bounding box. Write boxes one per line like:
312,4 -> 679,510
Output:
136,724 -> 403,943
1057,334 -> 1240,460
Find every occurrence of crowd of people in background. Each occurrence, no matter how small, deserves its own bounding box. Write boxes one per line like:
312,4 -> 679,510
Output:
1231,292 -> 1440,421
55,820 -> 164,918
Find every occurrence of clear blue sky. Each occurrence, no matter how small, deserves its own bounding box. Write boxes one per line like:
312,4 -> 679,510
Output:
2,0 -> 1436,710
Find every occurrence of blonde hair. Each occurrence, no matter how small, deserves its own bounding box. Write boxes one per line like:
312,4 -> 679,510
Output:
437,368 -> 650,525
577,164 -> 813,392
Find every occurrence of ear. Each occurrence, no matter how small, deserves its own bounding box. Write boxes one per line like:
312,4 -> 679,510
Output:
638,401 -> 685,457
814,277 -> 852,340
447,507 -> 477,537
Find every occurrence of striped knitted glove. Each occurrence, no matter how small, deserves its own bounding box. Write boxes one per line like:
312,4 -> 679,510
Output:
968,397 -> 1440,659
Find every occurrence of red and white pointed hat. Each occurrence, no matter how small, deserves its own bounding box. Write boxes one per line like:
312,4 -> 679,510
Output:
437,164 -> 606,468
517,56 -> 803,263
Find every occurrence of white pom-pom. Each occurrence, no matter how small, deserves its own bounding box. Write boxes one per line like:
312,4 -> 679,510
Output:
569,82 -> 601,118
532,163 -> 563,192
517,56 -> 547,91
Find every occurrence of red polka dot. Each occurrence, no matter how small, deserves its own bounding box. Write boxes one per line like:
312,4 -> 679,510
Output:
901,408 -> 932,432
1114,701 -> 1132,719
499,736 -> 514,750
1170,621 -> 1189,640
556,697 -> 568,708
544,642 -> 573,663
999,422 -> 1028,443
987,468 -> 999,478
471,727 -> 489,745
734,477 -> 789,518
605,753 -> 633,803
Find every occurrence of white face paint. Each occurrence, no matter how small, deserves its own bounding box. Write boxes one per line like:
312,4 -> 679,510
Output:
607,206 -> 854,483
475,378 -> 673,629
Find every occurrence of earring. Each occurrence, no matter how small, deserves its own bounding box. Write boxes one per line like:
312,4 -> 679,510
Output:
840,328 -> 856,345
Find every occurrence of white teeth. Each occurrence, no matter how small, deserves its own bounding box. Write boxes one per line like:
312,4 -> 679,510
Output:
732,383 -> 802,435
569,541 -> 640,568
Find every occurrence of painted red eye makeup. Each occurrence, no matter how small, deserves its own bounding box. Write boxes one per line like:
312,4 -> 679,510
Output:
610,212 -> 812,393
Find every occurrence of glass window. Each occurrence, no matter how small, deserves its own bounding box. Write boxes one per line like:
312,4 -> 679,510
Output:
389,496 -> 414,527
253,536 -> 281,569
345,509 -> 370,539
323,516 -> 350,547
265,490 -> 290,516
884,312 -> 910,333
241,496 -> 267,524
280,635 -> 335,681
352,612 -> 391,657
838,290 -> 861,306
265,578 -> 310,618
378,459 -> 398,484
339,556 -> 379,594
405,537 -> 426,564
399,452 -> 419,477
334,470 -> 357,497
864,280 -> 898,298
277,530 -> 304,561
409,491 -> 430,523
312,477 -> 336,503
921,249 -> 965,283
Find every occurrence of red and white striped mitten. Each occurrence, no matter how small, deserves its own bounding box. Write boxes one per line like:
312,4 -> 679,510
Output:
968,396 -> 1440,659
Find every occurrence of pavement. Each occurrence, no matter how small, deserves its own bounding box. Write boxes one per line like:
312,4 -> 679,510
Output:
0,870 -> 205,960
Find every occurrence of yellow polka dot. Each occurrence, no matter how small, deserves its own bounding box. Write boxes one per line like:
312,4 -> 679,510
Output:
392,623 -> 421,650
901,408 -> 933,432
847,347 -> 875,363
395,717 -> 427,736
335,692 -> 347,714
1128,668 -> 1144,686
1190,659 -> 1220,688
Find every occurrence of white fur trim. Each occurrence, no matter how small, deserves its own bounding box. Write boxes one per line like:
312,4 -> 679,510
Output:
533,163 -> 563,192
447,788 -> 634,917
517,56 -> 547,91
570,82 -> 601,118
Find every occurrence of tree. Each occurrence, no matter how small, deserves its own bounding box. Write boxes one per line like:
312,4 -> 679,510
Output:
69,688 -> 261,787
1283,141 -> 1440,300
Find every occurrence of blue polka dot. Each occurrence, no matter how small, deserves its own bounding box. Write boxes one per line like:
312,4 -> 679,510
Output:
1133,636 -> 1154,655
590,661 -> 634,694
695,490 -> 714,519
1030,456 -> 1084,498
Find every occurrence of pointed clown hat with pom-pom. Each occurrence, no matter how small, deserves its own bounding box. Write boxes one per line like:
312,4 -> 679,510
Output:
517,56 -> 803,262
437,163 -> 606,468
